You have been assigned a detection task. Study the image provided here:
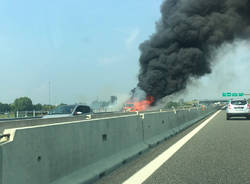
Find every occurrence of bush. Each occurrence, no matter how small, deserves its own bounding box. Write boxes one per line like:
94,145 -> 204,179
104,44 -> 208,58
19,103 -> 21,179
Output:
165,101 -> 179,109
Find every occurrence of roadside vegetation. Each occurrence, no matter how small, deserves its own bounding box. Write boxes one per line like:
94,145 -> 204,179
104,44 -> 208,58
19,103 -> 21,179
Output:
164,101 -> 195,109
0,97 -> 56,118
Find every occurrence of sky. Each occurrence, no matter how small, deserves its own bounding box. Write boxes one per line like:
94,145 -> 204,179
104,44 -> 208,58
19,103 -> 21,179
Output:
0,0 -> 163,105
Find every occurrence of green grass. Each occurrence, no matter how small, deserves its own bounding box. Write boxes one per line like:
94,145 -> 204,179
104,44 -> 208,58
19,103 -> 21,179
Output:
0,113 -> 15,119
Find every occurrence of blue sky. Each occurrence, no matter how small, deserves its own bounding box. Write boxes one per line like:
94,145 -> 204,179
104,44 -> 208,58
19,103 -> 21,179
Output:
0,0 -> 163,104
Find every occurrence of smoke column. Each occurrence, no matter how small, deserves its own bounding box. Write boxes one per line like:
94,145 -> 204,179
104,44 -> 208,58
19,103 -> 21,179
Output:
138,0 -> 250,101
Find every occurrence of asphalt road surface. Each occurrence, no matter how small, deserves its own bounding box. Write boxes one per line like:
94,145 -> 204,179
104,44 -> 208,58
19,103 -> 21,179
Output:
95,110 -> 250,184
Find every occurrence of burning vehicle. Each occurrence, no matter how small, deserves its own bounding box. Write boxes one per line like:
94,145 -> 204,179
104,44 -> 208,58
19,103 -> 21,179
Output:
123,96 -> 154,112
123,103 -> 135,112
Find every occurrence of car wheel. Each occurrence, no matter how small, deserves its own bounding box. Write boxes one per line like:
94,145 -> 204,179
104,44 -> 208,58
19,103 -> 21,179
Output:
247,116 -> 250,120
226,114 -> 230,120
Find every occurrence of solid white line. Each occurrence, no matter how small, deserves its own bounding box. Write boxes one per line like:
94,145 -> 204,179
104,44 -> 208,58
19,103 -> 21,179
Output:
123,110 -> 221,184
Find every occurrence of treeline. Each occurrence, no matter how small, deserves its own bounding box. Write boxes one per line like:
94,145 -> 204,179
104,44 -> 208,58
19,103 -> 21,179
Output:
0,97 -> 56,112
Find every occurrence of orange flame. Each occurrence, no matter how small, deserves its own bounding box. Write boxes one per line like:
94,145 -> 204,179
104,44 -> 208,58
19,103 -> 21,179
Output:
123,96 -> 154,112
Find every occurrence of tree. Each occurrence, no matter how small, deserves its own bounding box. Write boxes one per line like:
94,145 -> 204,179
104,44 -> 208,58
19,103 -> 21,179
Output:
33,103 -> 43,111
165,101 -> 179,109
0,103 -> 11,112
42,104 -> 56,111
13,97 -> 33,111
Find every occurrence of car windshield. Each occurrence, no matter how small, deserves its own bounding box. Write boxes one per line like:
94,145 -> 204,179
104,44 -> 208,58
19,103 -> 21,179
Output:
231,100 -> 247,105
49,105 -> 75,115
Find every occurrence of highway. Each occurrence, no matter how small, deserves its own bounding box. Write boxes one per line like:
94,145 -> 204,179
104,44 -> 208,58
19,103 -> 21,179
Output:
95,109 -> 250,184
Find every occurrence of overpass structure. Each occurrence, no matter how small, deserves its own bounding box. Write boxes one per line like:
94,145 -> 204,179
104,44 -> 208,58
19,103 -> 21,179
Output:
2,104 -> 249,184
199,97 -> 250,105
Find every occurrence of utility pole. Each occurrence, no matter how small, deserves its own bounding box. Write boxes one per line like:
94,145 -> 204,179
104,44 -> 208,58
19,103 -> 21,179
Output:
49,81 -> 51,105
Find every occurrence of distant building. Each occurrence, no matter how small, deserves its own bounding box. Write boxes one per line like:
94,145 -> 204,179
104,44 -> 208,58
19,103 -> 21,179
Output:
110,96 -> 117,104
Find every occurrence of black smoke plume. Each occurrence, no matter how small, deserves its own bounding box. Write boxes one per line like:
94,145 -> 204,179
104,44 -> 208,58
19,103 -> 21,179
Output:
138,0 -> 250,101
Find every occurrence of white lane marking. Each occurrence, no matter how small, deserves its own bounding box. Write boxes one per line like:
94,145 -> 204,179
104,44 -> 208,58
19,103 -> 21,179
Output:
123,110 -> 221,184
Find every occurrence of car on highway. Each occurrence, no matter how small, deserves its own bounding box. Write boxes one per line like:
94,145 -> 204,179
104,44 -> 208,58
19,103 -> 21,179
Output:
226,99 -> 250,120
122,103 -> 135,112
42,104 -> 92,119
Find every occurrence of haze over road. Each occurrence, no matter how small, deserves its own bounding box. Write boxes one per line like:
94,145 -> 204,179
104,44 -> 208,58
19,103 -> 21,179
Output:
95,110 -> 250,184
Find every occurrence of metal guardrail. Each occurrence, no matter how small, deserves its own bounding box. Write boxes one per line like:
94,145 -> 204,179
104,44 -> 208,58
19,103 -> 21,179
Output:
0,116 -> 42,122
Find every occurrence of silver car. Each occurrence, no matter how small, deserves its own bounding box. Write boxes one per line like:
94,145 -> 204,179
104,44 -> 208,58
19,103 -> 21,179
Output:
226,99 -> 250,120
43,104 -> 92,119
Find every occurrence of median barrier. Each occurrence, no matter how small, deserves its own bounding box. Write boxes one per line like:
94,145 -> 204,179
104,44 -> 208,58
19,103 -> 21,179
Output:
0,147 -> 2,184
141,111 -> 177,146
142,107 -> 219,146
0,115 -> 147,184
0,106 -> 220,184
0,116 -> 89,133
177,107 -> 218,132
0,112 -> 138,134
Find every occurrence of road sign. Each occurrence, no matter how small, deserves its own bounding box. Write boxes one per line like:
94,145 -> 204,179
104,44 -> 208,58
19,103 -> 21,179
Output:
222,92 -> 244,97
239,93 -> 244,97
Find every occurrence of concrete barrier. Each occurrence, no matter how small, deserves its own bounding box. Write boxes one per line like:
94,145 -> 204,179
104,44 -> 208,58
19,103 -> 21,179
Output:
142,107 -> 218,146
0,107 -> 219,184
0,112 -> 137,134
142,111 -> 177,146
176,108 -> 211,132
0,115 -> 147,184
0,146 -> 2,184
0,116 -> 88,133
